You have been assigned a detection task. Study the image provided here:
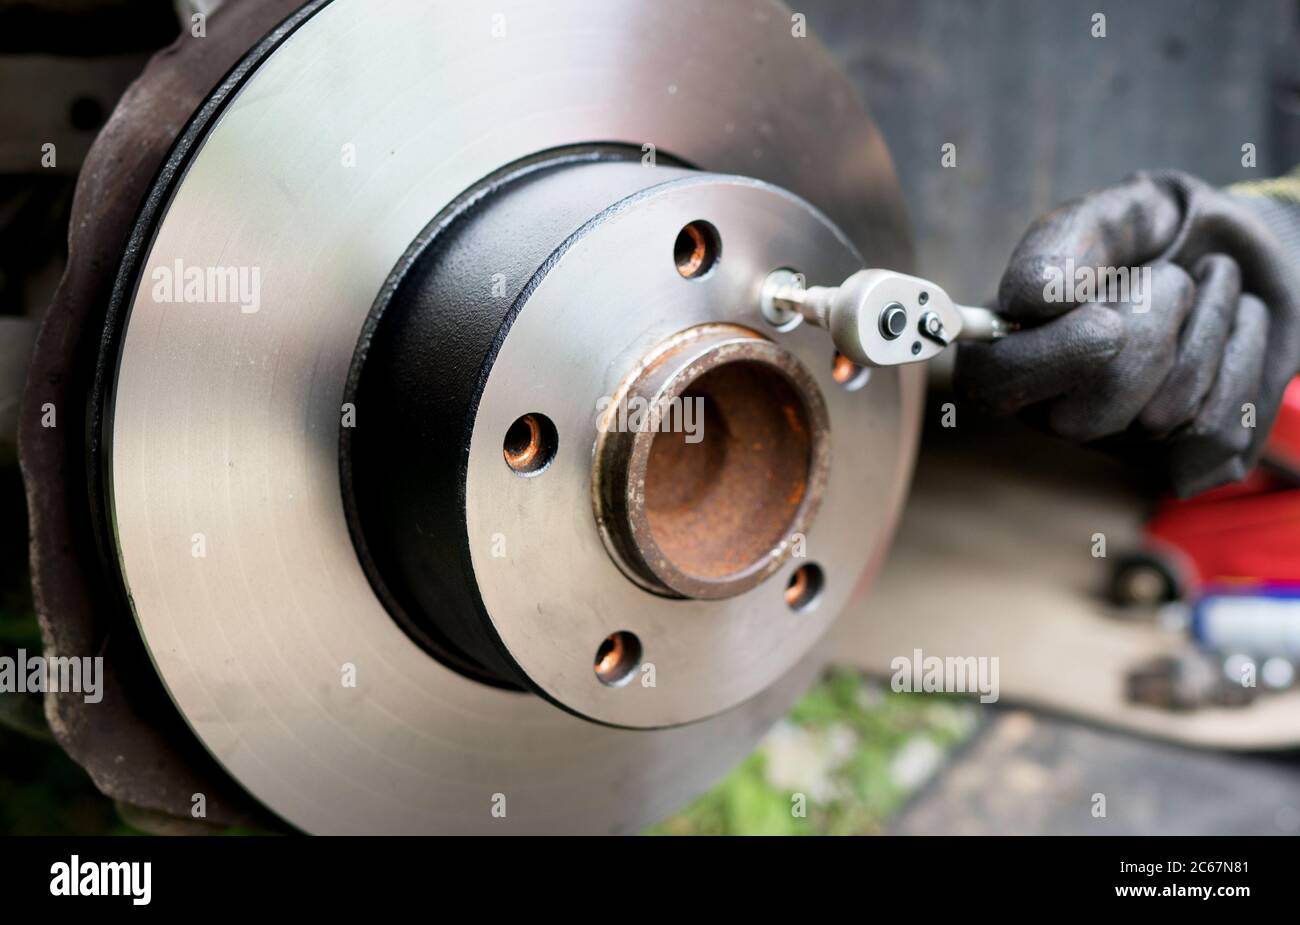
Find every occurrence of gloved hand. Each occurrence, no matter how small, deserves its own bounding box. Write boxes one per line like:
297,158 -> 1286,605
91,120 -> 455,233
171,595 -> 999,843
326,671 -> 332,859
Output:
956,169 -> 1300,496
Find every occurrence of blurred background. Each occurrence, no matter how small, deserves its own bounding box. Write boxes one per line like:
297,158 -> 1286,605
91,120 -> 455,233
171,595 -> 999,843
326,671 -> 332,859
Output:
2,0 -> 1299,834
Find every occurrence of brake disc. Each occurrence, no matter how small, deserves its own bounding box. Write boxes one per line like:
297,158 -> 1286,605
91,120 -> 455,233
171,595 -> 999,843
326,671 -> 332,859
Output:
50,0 -> 919,833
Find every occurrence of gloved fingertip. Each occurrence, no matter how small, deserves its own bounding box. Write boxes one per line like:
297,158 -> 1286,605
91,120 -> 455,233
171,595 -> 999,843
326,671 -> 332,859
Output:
997,253 -> 1075,319
1046,399 -> 1128,443
1147,262 -> 1196,314
1191,253 -> 1241,292
1170,454 -> 1248,499
1066,303 -> 1127,360
1236,292 -> 1269,334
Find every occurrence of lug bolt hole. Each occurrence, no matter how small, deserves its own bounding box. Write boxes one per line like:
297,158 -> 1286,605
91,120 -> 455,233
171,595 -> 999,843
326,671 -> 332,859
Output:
594,631 -> 642,687
785,563 -> 825,612
832,352 -> 871,391
674,220 -> 721,279
503,412 -> 558,476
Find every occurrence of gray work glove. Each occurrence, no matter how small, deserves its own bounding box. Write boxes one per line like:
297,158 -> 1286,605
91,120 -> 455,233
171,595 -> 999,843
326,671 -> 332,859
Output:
955,169 -> 1300,496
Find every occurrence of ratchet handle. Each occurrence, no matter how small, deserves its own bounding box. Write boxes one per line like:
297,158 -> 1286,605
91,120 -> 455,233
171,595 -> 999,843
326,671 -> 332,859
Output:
955,304 -> 1016,341
761,268 -> 1014,368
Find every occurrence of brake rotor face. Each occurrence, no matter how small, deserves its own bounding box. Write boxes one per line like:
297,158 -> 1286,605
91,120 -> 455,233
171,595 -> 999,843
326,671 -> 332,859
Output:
103,0 -> 918,833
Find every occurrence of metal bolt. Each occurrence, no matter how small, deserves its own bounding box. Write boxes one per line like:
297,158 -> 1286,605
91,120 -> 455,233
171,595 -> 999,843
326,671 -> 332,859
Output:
879,302 -> 907,340
918,310 -> 950,347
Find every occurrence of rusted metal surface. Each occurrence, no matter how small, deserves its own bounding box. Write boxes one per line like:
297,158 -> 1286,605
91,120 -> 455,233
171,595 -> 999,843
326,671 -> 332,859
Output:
593,630 -> 641,687
673,221 -> 717,279
593,323 -> 831,601
784,564 -> 810,607
832,352 -> 863,385
502,413 -> 549,474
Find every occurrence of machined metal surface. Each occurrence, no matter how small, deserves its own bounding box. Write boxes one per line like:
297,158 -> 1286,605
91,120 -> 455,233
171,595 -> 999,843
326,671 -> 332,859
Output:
103,0 -> 919,833
20,0 -> 311,830
477,174 -> 887,727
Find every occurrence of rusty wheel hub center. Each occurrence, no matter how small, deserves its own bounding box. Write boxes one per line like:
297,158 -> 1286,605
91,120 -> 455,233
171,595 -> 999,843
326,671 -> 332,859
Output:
594,323 -> 830,600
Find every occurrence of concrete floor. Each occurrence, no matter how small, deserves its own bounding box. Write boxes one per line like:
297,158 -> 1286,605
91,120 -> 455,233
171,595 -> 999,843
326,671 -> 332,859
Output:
893,708 -> 1300,835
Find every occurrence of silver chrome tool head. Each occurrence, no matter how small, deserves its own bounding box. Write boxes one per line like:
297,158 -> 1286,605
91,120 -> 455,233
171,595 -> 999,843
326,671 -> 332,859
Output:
829,269 -> 964,367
